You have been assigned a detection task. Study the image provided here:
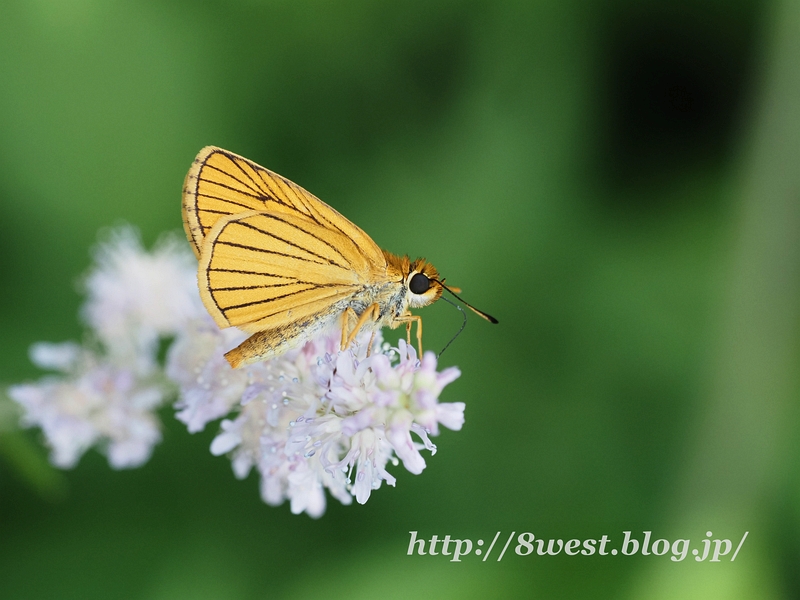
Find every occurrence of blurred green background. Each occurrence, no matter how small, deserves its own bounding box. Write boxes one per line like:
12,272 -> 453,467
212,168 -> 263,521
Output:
1,0 -> 798,598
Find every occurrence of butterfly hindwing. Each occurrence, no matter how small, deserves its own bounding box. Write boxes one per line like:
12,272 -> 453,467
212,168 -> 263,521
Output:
198,210 -> 374,334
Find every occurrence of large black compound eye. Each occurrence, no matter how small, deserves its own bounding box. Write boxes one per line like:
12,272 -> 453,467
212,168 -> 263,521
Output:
409,272 -> 430,295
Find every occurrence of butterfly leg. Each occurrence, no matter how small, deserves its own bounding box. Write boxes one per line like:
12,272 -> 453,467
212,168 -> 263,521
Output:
366,330 -> 377,357
341,308 -> 357,350
341,303 -> 380,351
395,313 -> 423,356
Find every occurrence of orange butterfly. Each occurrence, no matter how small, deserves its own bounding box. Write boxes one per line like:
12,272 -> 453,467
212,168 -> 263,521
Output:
182,147 -> 496,368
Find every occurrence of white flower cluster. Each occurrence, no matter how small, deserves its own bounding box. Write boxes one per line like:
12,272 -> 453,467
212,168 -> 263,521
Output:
9,342 -> 164,469
8,228 -> 197,469
8,226 -> 465,516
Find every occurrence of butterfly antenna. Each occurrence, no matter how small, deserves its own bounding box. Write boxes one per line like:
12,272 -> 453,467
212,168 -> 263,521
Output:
437,295 -> 467,358
433,280 -> 498,358
434,280 -> 499,324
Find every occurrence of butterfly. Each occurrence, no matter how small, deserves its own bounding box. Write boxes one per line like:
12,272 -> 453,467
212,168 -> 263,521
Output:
182,146 -> 496,368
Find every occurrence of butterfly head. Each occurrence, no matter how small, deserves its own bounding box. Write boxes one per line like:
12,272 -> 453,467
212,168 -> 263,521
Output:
406,258 -> 443,308
384,252 -> 497,323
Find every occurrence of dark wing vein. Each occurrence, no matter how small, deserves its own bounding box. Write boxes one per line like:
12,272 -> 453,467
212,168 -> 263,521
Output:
234,221 -> 345,269
257,171 -> 297,213
238,216 -> 351,269
218,285 -> 353,315
198,172 -> 265,201
208,154 -> 263,196
209,268 -> 295,278
215,240 -> 330,268
213,280 -> 324,291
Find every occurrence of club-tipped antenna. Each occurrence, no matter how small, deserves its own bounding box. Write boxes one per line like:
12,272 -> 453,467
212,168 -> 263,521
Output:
433,280 -> 498,358
434,280 -> 499,324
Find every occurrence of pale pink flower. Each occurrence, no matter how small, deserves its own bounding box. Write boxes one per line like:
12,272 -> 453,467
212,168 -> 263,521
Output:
8,342 -> 164,469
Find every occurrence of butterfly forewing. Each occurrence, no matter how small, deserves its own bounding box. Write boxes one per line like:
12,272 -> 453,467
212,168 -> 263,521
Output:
183,146 -> 384,268
199,210 -> 375,335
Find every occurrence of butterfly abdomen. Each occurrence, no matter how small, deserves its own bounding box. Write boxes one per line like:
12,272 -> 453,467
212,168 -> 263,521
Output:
224,306 -> 344,368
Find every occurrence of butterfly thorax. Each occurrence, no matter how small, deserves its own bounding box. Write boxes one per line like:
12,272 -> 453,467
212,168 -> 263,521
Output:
347,280 -> 408,326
